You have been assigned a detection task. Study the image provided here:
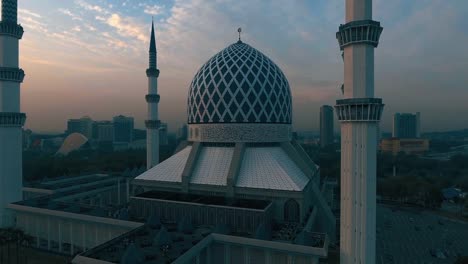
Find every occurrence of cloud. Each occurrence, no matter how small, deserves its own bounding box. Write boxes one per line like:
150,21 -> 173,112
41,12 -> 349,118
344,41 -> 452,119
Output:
106,14 -> 148,42
58,8 -> 83,21
142,4 -> 164,16
19,9 -> 41,18
75,0 -> 109,15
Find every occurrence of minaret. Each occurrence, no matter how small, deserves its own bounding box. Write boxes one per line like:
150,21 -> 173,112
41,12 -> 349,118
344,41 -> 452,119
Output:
145,20 -> 160,169
0,0 -> 26,227
335,0 -> 383,263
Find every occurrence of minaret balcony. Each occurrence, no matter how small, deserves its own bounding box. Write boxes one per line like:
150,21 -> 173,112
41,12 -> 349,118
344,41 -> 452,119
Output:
0,112 -> 26,127
146,68 -> 160,77
145,120 -> 161,129
145,94 -> 160,103
0,67 -> 25,82
335,98 -> 384,122
0,21 -> 23,39
336,20 -> 383,50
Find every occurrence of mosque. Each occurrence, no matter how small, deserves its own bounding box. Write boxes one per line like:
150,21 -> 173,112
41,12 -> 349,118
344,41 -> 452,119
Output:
0,0 -> 385,263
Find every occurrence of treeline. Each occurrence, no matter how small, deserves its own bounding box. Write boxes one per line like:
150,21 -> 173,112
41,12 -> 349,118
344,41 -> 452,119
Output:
302,143 -> 468,208
23,145 -> 176,182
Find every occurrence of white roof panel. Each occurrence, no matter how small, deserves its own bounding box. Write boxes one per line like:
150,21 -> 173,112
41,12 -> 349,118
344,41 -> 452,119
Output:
135,146 -> 192,182
236,147 -> 309,191
190,146 -> 234,186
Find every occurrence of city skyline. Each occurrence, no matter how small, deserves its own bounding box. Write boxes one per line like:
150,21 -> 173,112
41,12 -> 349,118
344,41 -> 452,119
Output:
16,0 -> 468,133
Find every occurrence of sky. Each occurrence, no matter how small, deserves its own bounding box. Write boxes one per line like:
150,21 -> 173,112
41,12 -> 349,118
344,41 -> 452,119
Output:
12,0 -> 468,133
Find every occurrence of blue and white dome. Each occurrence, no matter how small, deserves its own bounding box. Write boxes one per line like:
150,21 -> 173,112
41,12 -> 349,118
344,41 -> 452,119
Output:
187,41 -> 292,124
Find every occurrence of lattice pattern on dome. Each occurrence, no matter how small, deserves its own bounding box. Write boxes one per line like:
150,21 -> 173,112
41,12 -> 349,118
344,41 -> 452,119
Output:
188,42 -> 292,124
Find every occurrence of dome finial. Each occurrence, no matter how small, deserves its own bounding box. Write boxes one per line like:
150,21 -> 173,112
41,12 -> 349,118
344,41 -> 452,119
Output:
237,27 -> 242,43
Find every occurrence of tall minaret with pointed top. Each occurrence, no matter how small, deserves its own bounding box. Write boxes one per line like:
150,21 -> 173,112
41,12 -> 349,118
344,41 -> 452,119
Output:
145,20 -> 160,169
0,0 -> 26,227
335,0 -> 384,263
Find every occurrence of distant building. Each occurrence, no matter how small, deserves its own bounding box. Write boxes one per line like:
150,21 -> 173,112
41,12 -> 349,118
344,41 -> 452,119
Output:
159,122 -> 168,145
380,138 -> 429,155
113,115 -> 134,143
23,129 -> 32,149
95,121 -> 114,142
393,112 -> 421,138
177,124 -> 188,142
320,105 -> 334,147
67,116 -> 93,138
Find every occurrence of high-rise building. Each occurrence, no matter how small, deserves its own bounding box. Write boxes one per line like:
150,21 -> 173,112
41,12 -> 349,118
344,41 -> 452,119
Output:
393,112 -> 420,138
95,121 -> 114,142
67,116 -> 93,139
0,0 -> 25,227
145,20 -> 160,169
159,122 -> 168,145
320,105 -> 334,147
335,0 -> 384,262
113,115 -> 134,143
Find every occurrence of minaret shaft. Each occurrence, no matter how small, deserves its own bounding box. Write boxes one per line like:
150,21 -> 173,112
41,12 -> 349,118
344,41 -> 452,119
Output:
336,0 -> 383,263
0,0 -> 25,228
146,21 -> 160,169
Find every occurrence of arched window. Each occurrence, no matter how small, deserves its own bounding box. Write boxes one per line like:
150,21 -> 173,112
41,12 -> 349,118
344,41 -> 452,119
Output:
284,199 -> 300,222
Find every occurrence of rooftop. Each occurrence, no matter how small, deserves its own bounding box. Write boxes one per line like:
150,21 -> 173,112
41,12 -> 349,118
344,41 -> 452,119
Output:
75,220 -> 328,264
136,190 -> 271,210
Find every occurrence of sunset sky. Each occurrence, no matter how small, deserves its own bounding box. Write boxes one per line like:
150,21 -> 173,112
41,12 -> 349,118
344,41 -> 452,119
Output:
15,0 -> 468,133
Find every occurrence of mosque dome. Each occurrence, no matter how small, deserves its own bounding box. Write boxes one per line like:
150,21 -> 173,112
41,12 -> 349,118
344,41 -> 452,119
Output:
187,41 -> 292,125
187,41 -> 293,143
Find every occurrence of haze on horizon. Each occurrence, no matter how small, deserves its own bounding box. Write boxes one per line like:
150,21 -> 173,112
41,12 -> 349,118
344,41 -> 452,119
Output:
14,0 -> 468,133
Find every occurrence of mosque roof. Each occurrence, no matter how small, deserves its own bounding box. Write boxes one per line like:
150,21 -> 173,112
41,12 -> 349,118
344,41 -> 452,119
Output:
135,144 -> 312,192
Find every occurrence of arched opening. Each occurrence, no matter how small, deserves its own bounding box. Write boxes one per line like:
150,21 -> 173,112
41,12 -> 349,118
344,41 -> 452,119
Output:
284,199 -> 300,223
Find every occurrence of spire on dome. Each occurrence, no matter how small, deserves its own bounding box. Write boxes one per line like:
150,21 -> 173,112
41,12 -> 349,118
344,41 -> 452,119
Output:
149,18 -> 157,53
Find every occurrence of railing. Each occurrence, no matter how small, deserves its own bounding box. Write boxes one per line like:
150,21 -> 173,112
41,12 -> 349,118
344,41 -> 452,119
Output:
335,98 -> 384,122
0,112 -> 26,127
336,19 -> 383,50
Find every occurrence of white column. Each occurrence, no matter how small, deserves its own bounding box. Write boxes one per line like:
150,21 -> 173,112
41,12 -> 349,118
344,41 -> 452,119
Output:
244,248 -> 250,264
207,246 -> 212,264
35,218 -> 39,247
82,223 -> 86,251
126,179 -> 130,203
146,74 -> 160,169
265,250 -> 272,263
47,216 -> 51,250
95,224 -> 98,246
70,222 -> 74,255
117,179 -> 121,204
224,244 -> 231,264
58,221 -> 62,252
338,0 -> 381,263
0,0 -> 24,228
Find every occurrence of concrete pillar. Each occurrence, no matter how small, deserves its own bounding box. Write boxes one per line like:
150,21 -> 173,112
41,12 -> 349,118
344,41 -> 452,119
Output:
47,216 -> 51,250
265,250 -> 272,263
207,246 -> 212,264
82,223 -> 86,251
224,244 -> 231,264
0,0 -> 26,229
126,179 -> 130,203
70,222 -> 74,255
95,224 -> 98,246
58,221 -> 62,252
117,179 -> 121,204
244,248 -> 250,264
336,0 -> 383,263
35,217 -> 39,247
